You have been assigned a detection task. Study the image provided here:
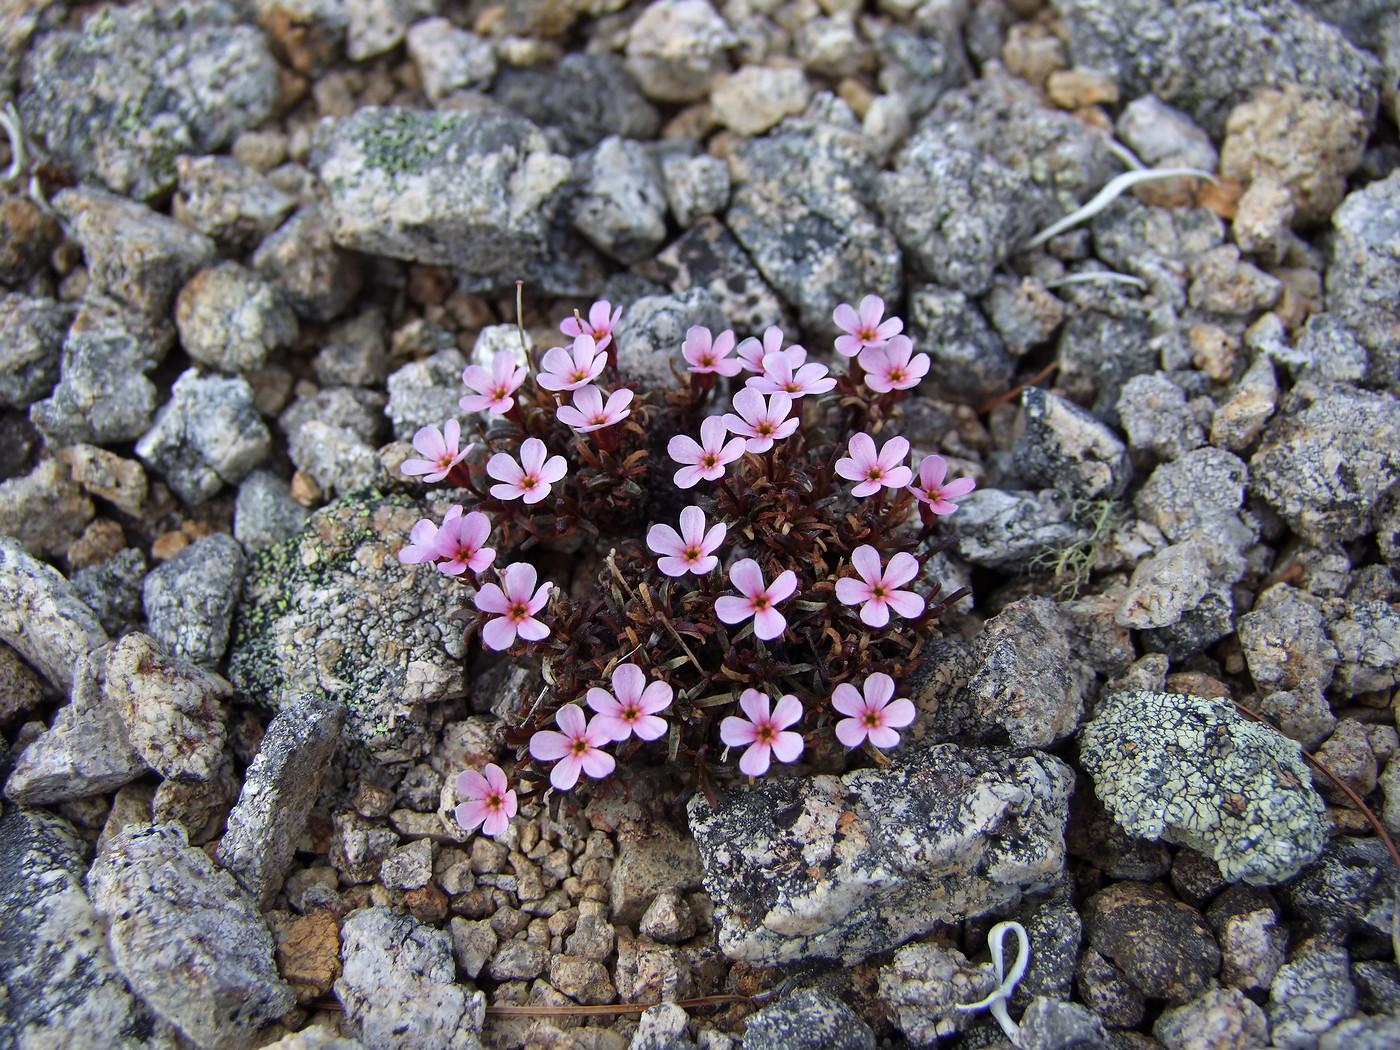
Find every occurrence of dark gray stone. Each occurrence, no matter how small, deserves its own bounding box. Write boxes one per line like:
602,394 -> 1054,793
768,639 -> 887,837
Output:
175,262 -> 298,374
0,293 -> 71,408
569,136 -> 668,264
906,284 -> 1015,404
174,154 -> 297,254
540,53 -> 660,150
741,990 -> 875,1050
252,205 -> 364,323
1056,309 -> 1156,426
1013,387 -> 1132,501
1327,170 -> 1400,390
30,327 -> 160,446
234,470 -> 311,551
70,548 -> 148,637
142,533 -> 246,667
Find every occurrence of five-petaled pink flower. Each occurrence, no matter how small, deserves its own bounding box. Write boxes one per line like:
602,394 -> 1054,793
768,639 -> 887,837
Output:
831,673 -> 915,749
682,326 -> 742,376
715,558 -> 798,640
433,509 -> 496,577
859,335 -> 929,393
398,504 -> 464,565
454,763 -> 518,836
735,326 -> 803,373
556,385 -> 633,433
647,505 -> 727,577
561,299 -> 622,350
538,334 -> 607,392
587,664 -> 674,742
460,350 -> 528,415
668,415 -> 746,489
908,455 -> 977,515
747,351 -> 836,398
723,389 -> 799,453
474,562 -> 553,650
720,689 -> 805,776
529,705 -> 616,790
833,294 -> 903,357
834,544 -> 925,627
835,433 -> 912,497
487,437 -> 567,503
400,419 -> 473,483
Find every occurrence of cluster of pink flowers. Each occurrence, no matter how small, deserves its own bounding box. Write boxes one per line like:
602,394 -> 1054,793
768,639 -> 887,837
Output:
403,293 -> 976,839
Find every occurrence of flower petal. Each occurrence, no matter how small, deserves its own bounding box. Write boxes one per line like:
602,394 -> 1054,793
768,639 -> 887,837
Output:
529,730 -> 571,762
738,743 -> 772,777
830,683 -> 864,718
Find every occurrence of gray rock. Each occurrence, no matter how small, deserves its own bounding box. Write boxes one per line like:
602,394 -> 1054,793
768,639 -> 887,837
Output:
880,128 -> 1047,296
1079,690 -> 1329,885
385,348 -> 470,442
30,326 -> 161,446
0,293 -> 71,408
4,645 -> 147,805
404,17 -> 496,104
252,205 -> 364,323
878,941 -> 997,1044
88,822 -> 295,1050
136,369 -> 272,504
1275,836 -> 1400,943
226,491 -> 468,764
570,136 -> 668,264
1117,94 -> 1219,173
1320,1014 -> 1400,1050
623,0 -> 735,103
328,811 -> 399,884
314,310 -> 389,388
218,695 -> 344,908
741,989 -> 875,1050
540,52 -> 661,150
1188,245 -> 1283,316
712,66 -> 811,136
1115,543 -> 1212,630
1013,892 -> 1084,1007
175,262 -> 298,374
1330,599 -> 1400,695
1139,588 -> 1235,661
0,456 -> 94,560
1153,985 -> 1270,1050
797,14 -> 875,80
314,106 -> 571,281
1210,352 -> 1278,450
0,808 -> 178,1049
336,907 -> 485,1050
612,290 -> 728,396
965,595 -> 1090,748
983,275 -> 1067,357
1083,879 -> 1221,1004
488,939 -> 548,981
106,633 -> 230,784
1135,446 -> 1252,544
450,918 -> 497,980
1016,998 -> 1111,1050
906,284 -> 1015,404
661,153 -> 729,229
346,0 -> 432,60
70,548 -> 148,637
234,470 -> 311,551
1057,309 -> 1157,426
727,119 -> 901,336
288,421 -> 380,498
142,533 -> 246,666
1092,196 -> 1227,277
1117,372 -> 1207,460
0,534 -> 107,690
950,488 -> 1090,570
174,154 -> 297,254
260,1027 -> 367,1050
1327,170 -> 1400,390
630,1003 -> 693,1050
875,23 -> 966,119
1269,938 -> 1358,1050
1239,583 -> 1338,696
688,744 -> 1073,964
279,387 -> 388,448
1054,0 -> 1378,137
1013,387 -> 1132,501
1286,312 -> 1371,384
17,0 -> 278,201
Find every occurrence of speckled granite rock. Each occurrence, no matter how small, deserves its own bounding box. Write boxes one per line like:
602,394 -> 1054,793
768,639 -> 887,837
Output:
142,533 -> 246,666
0,534 -> 107,690
88,822 -> 295,1050
1080,691 -> 1329,885
1326,170 -> 1400,390
740,989 -> 875,1050
226,490 -> 467,765
0,808 -> 178,1049
688,744 -> 1073,965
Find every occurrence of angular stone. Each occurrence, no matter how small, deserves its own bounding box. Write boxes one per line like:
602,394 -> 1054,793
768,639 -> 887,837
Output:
143,533 -> 246,666
0,534 -> 106,690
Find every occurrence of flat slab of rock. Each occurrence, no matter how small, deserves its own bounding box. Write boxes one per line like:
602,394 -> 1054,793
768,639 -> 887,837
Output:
0,534 -> 107,690
687,745 -> 1074,965
0,808 -> 178,1049
88,823 -> 295,1050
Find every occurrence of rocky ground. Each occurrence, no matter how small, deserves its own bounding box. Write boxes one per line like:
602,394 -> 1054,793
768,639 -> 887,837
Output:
3,0 -> 1400,1048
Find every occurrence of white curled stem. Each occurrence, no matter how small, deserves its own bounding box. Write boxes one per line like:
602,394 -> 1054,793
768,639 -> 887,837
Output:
1042,272 -> 1148,291
1024,167 -> 1217,250
956,920 -> 1031,1046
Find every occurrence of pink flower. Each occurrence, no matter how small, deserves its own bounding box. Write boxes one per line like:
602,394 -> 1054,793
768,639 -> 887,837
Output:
682,326 -> 742,377
858,335 -> 929,393
722,389 -> 799,453
538,334 -> 607,392
831,673 -> 915,749
647,505 -> 727,577
715,558 -> 798,641
908,455 -> 977,515
833,294 -> 902,357
556,385 -> 633,433
474,563 -> 553,650
586,664 -> 674,742
400,419 -> 473,483
835,433 -> 912,497
460,350 -> 528,415
834,544 -> 925,627
398,505 -> 463,565
454,763 -> 518,836
735,326 -> 804,373
433,509 -> 496,577
668,415 -> 746,489
561,299 -> 622,350
528,704 -> 616,791
747,351 -> 836,398
720,689 -> 805,776
487,437 -> 567,504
